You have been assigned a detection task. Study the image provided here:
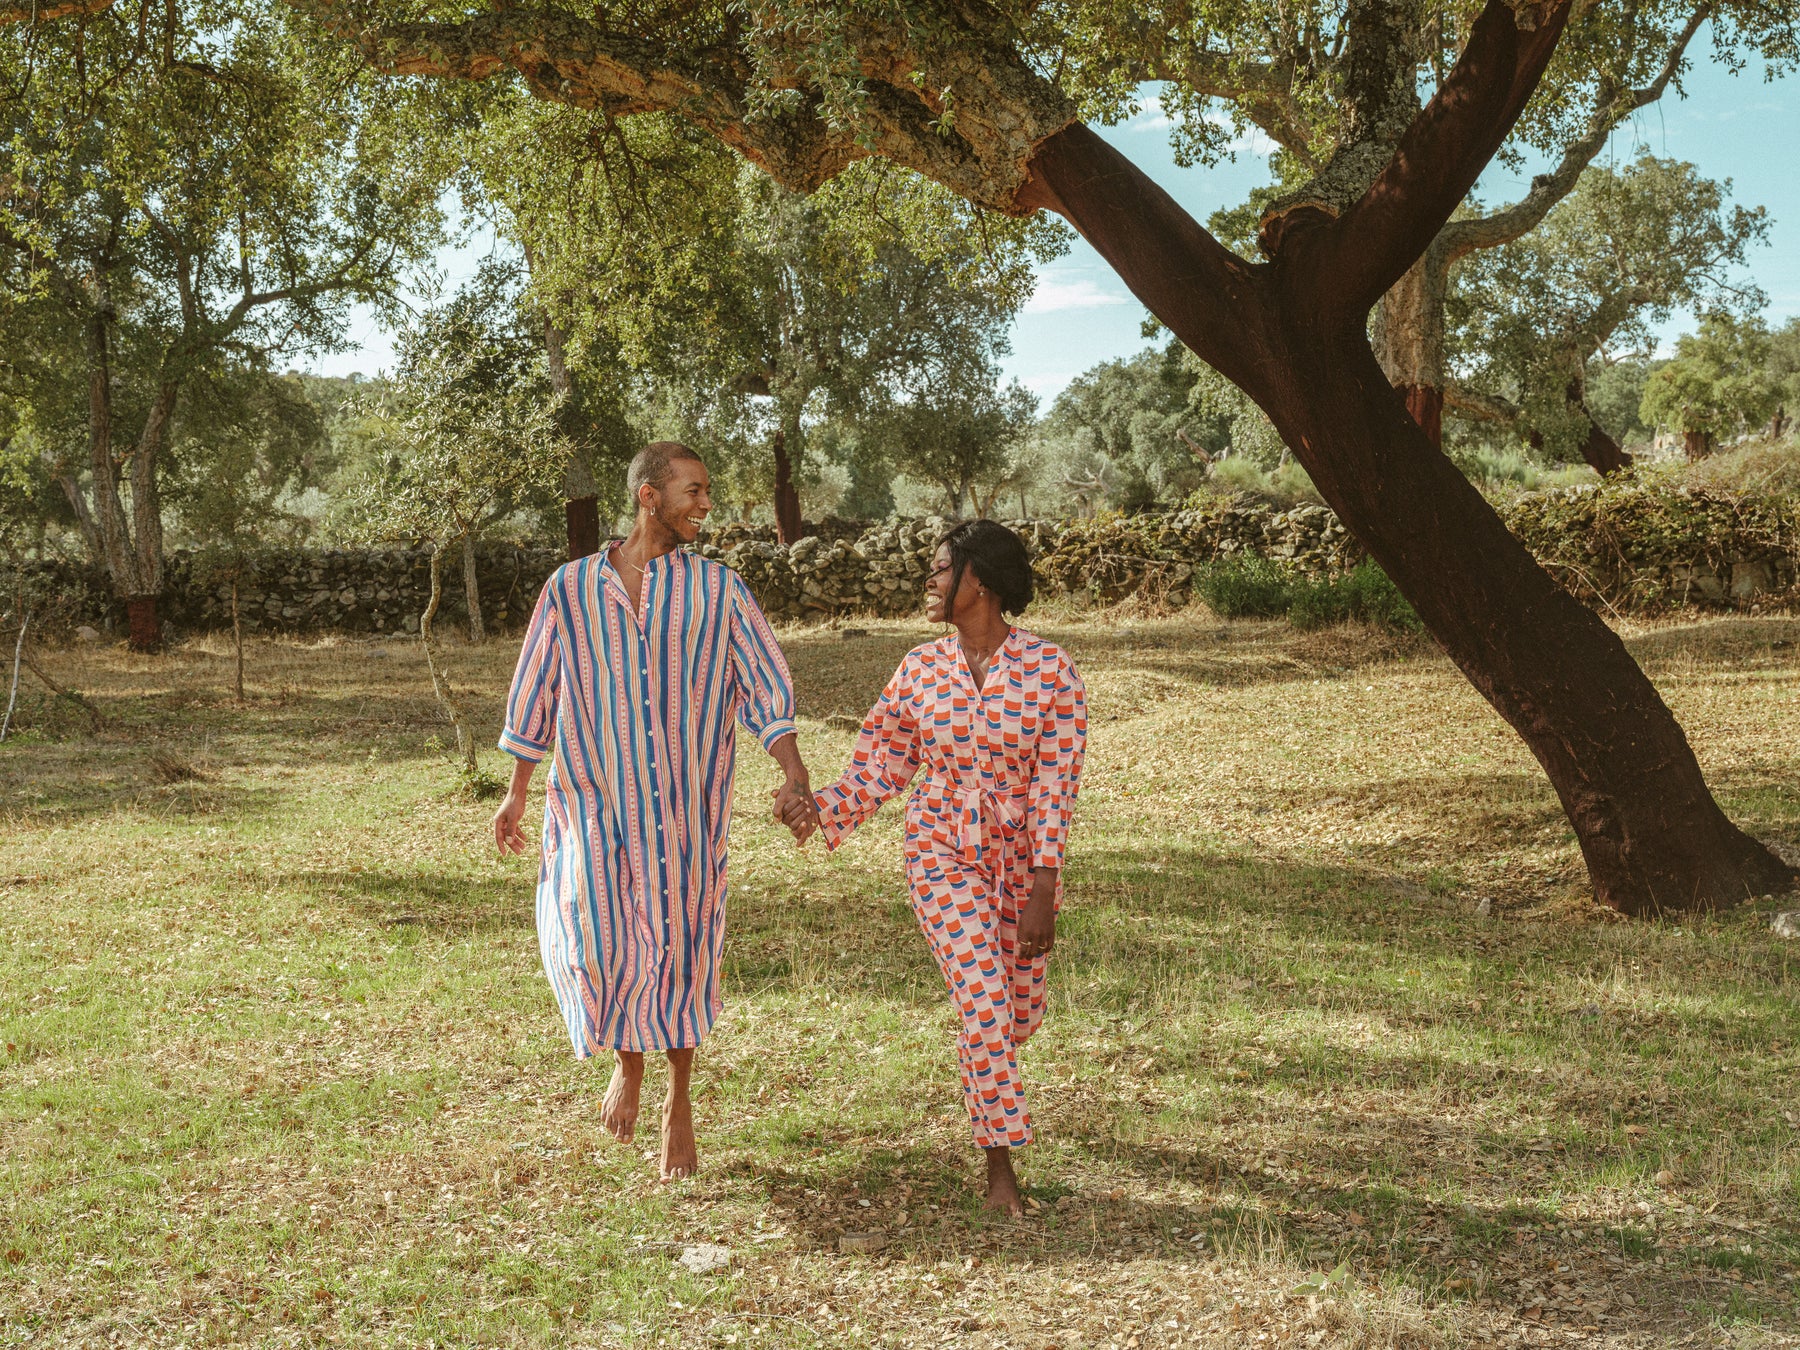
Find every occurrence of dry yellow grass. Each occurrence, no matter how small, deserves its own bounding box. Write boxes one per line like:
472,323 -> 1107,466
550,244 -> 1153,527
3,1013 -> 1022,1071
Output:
1,609 -> 1797,1348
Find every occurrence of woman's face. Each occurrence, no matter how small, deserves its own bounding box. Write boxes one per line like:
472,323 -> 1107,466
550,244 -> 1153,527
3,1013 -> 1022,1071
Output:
924,543 -> 982,624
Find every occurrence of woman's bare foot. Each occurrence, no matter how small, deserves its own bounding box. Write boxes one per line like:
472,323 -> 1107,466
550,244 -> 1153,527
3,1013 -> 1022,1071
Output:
660,1048 -> 698,1181
983,1146 -> 1025,1217
600,1051 -> 644,1143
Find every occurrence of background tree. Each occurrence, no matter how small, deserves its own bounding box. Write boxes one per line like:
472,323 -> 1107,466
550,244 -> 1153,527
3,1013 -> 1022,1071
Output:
325,0 -> 1800,915
350,285 -> 569,778
172,367 -> 321,701
1767,318 -> 1800,440
0,0 -> 447,650
870,374 -> 1037,516
1443,155 -> 1768,471
1640,311 -> 1781,458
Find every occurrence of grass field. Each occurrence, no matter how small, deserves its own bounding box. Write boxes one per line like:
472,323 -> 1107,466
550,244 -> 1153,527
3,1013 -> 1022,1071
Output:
3,608 -> 1798,1348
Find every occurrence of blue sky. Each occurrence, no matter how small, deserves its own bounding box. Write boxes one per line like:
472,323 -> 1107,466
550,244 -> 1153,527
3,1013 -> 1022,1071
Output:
305,46 -> 1797,404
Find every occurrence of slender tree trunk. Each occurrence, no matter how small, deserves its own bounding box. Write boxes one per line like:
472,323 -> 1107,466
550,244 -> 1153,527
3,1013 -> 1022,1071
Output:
461,534 -> 486,642
422,543 -> 476,775
1,609 -> 25,744
231,578 -> 244,704
1684,429 -> 1713,460
1024,120 -> 1793,916
540,301 -> 601,559
771,425 -> 804,545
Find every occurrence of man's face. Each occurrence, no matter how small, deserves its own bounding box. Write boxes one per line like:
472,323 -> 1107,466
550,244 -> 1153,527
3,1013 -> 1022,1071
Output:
647,459 -> 712,543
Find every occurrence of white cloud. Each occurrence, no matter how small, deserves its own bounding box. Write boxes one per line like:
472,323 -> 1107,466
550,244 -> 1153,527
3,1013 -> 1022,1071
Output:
1022,277 -> 1132,314
1127,96 -> 1171,133
1127,99 -> 1275,156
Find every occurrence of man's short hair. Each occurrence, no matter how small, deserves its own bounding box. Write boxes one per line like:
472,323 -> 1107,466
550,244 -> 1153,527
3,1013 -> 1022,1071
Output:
627,441 -> 705,503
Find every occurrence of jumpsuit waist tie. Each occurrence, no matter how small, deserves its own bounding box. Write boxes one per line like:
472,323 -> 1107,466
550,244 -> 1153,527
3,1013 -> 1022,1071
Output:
934,779 -> 1027,866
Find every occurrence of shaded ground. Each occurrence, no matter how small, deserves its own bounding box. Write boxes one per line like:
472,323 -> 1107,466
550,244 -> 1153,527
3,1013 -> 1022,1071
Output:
1,611 -> 1797,1348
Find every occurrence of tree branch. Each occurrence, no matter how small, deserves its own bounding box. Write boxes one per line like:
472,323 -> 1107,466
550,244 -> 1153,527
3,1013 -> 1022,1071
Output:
1440,2 -> 1710,262
0,0 -> 113,23
1286,0 -> 1574,316
1444,382 -> 1522,424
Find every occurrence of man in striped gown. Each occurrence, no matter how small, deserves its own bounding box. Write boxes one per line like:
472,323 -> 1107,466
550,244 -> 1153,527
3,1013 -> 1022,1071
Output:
492,442 -> 818,1180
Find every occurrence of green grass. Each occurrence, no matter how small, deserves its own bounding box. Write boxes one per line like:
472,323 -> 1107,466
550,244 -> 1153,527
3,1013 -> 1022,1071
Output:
2,612 -> 1798,1346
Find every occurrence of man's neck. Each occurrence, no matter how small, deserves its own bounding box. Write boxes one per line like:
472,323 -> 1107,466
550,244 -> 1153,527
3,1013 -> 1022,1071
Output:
616,515 -> 682,568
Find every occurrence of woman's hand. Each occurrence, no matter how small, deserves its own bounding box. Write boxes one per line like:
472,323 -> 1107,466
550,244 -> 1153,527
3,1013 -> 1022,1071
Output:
1015,867 -> 1058,961
493,789 -> 531,855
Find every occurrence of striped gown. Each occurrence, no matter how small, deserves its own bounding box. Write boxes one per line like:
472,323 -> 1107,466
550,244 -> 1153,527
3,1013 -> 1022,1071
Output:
815,629 -> 1087,1148
500,549 -> 797,1054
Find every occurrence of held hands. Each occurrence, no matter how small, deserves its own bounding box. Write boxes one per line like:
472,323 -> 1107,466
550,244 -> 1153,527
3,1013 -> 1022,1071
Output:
771,775 -> 821,846
1015,867 -> 1059,962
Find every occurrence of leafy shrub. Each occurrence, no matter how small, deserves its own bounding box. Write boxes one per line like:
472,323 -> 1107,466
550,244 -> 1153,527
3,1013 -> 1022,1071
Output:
1195,555 -> 1419,631
1192,554 -> 1294,617
1287,561 -> 1421,632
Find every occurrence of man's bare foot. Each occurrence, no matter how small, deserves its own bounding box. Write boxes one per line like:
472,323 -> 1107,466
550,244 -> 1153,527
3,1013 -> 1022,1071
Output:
660,1048 -> 698,1182
600,1051 -> 644,1143
983,1146 -> 1025,1217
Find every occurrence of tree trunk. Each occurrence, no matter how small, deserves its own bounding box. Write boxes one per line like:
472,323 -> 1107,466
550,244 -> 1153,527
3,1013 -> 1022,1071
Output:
1372,250 -> 1451,447
1563,380 -> 1632,476
1684,428 -> 1713,460
231,578 -> 244,704
125,597 -> 161,654
771,425 -> 804,545
565,496 -> 600,560
1024,120 -> 1793,916
539,295 -> 602,559
422,543 -> 476,775
461,534 -> 485,642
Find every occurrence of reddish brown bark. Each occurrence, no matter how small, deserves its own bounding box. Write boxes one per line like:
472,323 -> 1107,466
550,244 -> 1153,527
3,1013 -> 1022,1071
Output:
566,496 -> 600,560
1579,419 -> 1632,476
1022,114 -> 1793,916
771,427 -> 804,545
126,596 -> 161,653
1397,383 -> 1444,448
1684,429 -> 1713,460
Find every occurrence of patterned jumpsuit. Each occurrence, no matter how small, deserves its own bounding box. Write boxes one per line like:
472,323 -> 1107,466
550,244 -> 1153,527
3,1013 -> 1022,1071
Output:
815,628 -> 1087,1149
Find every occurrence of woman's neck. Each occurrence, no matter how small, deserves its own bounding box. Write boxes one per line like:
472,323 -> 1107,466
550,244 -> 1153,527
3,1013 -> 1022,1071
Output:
954,606 -> 1010,655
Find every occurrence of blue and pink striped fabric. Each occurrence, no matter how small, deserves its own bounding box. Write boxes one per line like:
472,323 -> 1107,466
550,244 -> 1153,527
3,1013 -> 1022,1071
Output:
500,549 -> 797,1054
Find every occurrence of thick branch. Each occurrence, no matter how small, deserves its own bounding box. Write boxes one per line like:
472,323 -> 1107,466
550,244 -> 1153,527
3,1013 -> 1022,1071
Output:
1284,0 -> 1573,314
0,0 -> 112,22
1016,123 -> 1266,392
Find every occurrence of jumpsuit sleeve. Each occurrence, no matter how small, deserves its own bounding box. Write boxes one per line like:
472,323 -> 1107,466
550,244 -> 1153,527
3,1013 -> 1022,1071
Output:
1026,651 -> 1087,871
814,656 -> 922,851
726,571 -> 799,751
498,579 -> 561,764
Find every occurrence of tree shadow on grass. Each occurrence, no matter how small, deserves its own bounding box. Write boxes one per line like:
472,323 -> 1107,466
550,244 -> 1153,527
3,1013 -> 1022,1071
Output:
300,867 -> 532,936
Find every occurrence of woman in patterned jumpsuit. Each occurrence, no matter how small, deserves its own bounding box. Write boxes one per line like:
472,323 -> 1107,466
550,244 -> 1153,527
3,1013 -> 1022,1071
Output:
804,520 -> 1087,1216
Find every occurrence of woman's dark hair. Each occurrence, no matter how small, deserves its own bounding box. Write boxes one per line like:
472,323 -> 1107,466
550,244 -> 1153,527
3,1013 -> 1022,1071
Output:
939,519 -> 1034,619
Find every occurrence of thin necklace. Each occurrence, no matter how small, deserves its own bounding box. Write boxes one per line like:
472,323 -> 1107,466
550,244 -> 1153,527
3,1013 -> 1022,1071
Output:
612,545 -> 645,576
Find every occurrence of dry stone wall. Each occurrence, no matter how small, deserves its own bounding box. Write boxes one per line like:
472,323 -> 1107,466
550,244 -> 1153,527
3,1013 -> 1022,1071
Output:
23,483 -> 1800,637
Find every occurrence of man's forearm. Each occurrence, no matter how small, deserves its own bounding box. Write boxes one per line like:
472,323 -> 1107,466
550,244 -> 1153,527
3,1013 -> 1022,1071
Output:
768,731 -> 809,784
506,757 -> 536,799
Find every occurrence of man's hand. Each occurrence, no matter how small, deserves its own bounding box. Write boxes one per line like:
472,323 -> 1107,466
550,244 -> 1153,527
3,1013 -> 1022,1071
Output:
771,777 -> 820,845
1015,867 -> 1058,961
493,789 -> 531,855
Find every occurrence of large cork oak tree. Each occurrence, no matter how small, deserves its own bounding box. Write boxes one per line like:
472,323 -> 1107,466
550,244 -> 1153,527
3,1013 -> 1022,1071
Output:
307,0 -> 1795,916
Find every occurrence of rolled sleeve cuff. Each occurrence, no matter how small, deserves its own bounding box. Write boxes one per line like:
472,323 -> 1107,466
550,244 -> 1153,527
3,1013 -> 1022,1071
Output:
498,728 -> 552,764
757,717 -> 799,753
816,792 -> 854,852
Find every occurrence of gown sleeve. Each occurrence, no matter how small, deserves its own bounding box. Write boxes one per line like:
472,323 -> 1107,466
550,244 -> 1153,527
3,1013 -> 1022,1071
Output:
499,579 -> 562,764
1026,650 -> 1087,870
814,655 -> 922,851
726,571 -> 799,751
